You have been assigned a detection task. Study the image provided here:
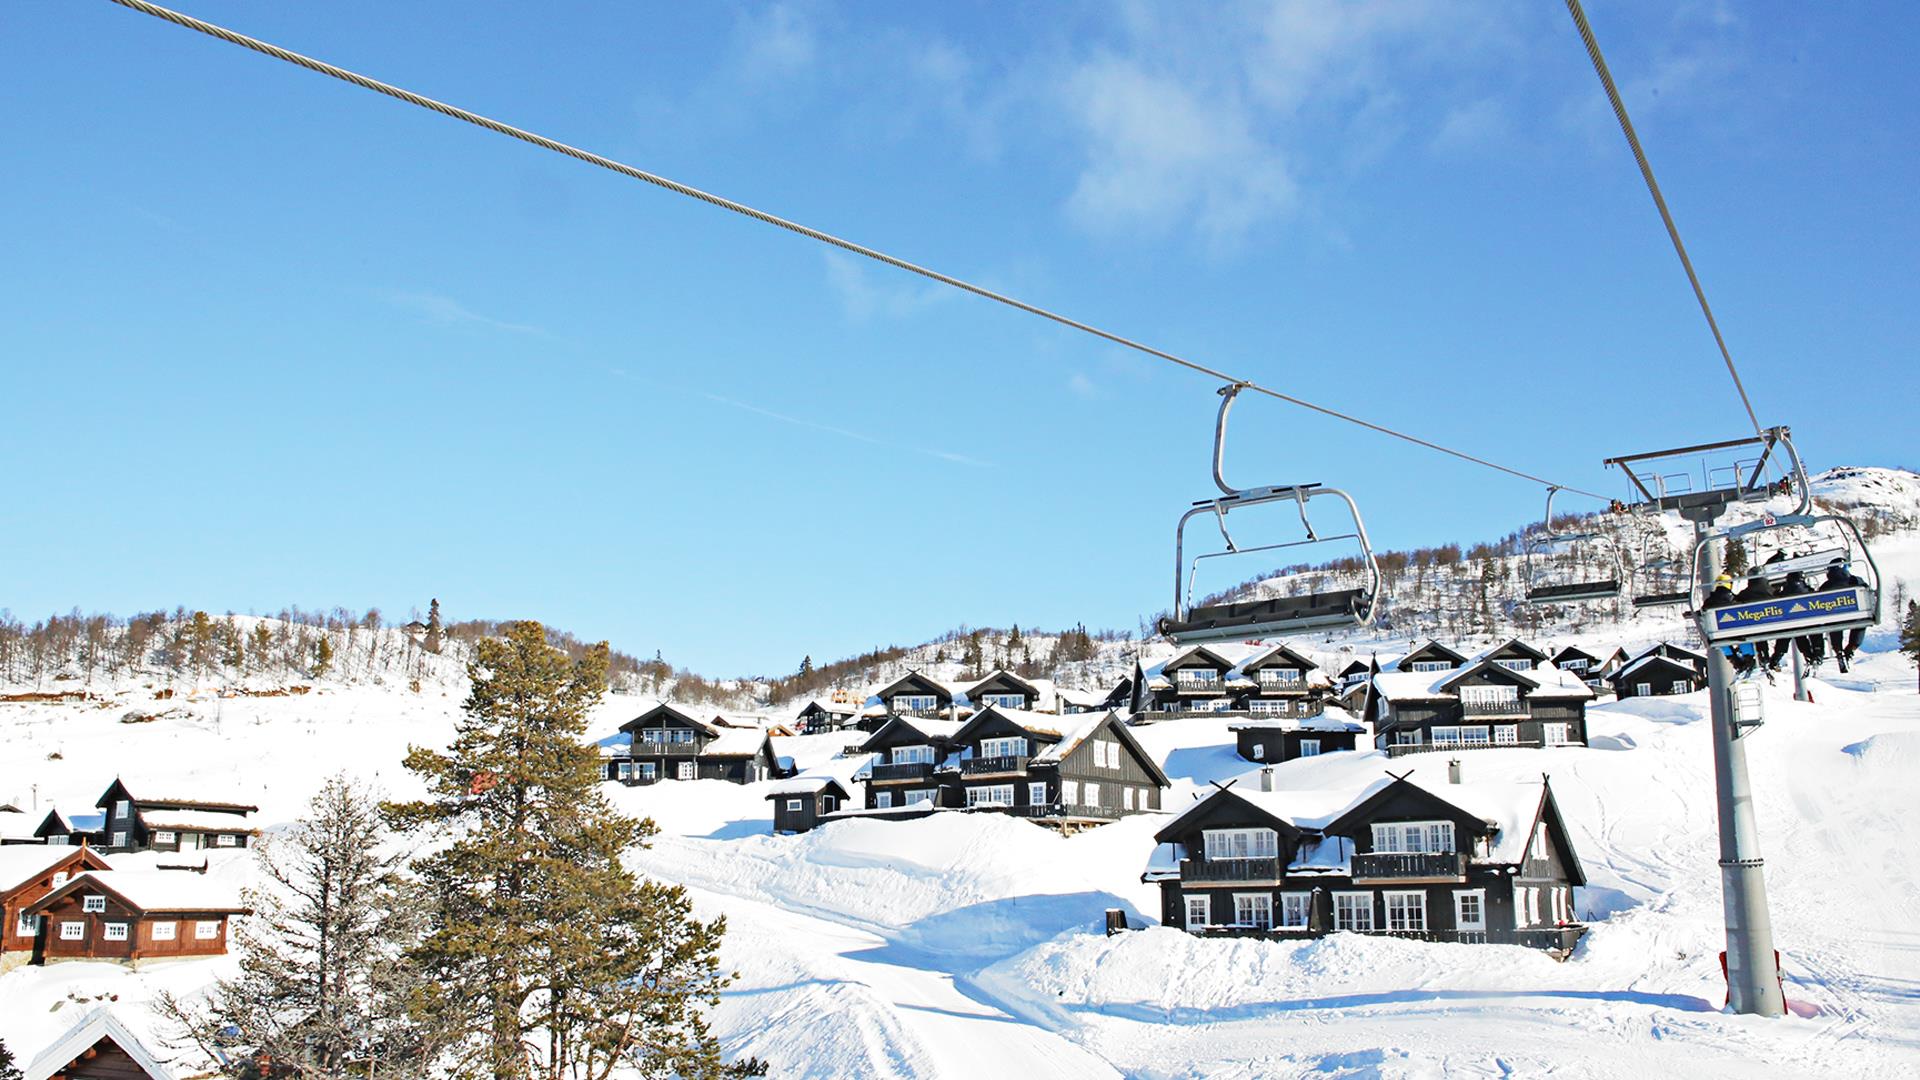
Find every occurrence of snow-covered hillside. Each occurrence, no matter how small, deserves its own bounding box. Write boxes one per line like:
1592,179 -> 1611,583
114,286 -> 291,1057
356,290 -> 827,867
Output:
2,466 -> 1917,1077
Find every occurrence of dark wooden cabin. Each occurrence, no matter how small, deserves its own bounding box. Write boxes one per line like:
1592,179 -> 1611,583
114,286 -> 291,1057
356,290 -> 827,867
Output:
857,715 -> 963,811
768,776 -> 856,835
87,780 -> 257,853
943,707 -> 1169,827
794,698 -> 860,734
964,670 -> 1047,713
871,671 -> 957,719
1608,654 -> 1704,698
1480,638 -> 1550,673
1231,713 -> 1364,764
22,1006 -> 177,1080
1366,658 -> 1593,755
1396,640 -> 1469,673
1144,767 -> 1585,954
606,704 -> 778,785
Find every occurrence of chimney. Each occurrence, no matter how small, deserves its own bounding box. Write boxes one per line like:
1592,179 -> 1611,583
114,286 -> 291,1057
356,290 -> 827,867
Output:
1448,758 -> 1463,785
1260,767 -> 1275,792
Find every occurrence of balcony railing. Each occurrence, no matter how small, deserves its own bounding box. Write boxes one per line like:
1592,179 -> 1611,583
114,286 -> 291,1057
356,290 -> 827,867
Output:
1196,924 -> 1585,955
1387,740 -> 1539,758
870,762 -> 934,783
960,755 -> 1028,777
1460,699 -> 1528,717
1178,856 -> 1285,884
1351,851 -> 1467,882
1002,802 -> 1124,821
633,740 -> 701,755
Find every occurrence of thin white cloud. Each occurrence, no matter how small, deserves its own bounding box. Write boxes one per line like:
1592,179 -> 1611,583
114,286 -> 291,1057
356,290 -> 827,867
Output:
386,291 -> 548,336
733,3 -> 817,83
821,251 -> 950,322
699,390 -> 991,468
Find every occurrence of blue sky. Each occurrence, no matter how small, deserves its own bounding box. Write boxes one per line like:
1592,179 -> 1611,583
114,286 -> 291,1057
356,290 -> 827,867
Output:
2,1 -> 1915,675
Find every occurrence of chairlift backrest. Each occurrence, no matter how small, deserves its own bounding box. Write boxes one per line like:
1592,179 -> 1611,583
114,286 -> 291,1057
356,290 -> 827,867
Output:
1692,512 -> 1881,647
1521,487 -> 1624,605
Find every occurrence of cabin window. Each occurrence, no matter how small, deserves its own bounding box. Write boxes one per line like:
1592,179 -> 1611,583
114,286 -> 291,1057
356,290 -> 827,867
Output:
1494,726 -> 1519,745
196,920 -> 222,940
1202,828 -> 1278,860
59,921 -> 85,941
676,762 -> 695,781
1453,890 -> 1486,932
1541,723 -> 1572,747
1562,659 -> 1589,672
110,832 -> 128,848
1175,669 -> 1220,687
1249,699 -> 1289,716
785,799 -> 803,813
1433,725 -> 1492,747
1257,669 -> 1302,687
152,921 -> 177,941
1280,892 -> 1312,929
1393,729 -> 1421,745
1333,892 -> 1374,932
15,914 -> 38,937
1635,682 -> 1652,697
982,693 -> 1026,709
1122,787 -> 1135,811
1299,739 -> 1321,757
966,785 -> 1014,807
154,830 -> 177,845
47,835 -> 68,846
1028,782 -> 1048,806
904,789 -> 937,806
891,745 -> 935,765
893,694 -> 938,714
1232,893 -> 1274,930
103,922 -> 129,942
1410,661 -> 1452,673
52,872 -> 69,889
1061,780 -> 1079,805
83,895 -> 106,914
1668,680 -> 1691,694
1371,821 -> 1455,854
1083,783 -> 1101,807
1496,659 -> 1534,673
1184,894 -> 1210,931
1532,823 -> 1551,862
641,728 -> 695,744
1384,892 -> 1427,932
114,800 -> 131,820
875,792 -> 894,809
980,736 -> 1027,759
1460,685 -> 1520,710
1249,742 -> 1266,761
616,762 -> 633,780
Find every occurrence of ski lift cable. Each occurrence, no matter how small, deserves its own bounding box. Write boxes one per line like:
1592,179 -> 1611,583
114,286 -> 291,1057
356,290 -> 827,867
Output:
1562,0 -> 1766,442
103,0 -> 1610,501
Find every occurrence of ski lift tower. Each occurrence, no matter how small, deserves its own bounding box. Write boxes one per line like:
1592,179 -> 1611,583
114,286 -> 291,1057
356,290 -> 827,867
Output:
1603,428 -> 1802,1018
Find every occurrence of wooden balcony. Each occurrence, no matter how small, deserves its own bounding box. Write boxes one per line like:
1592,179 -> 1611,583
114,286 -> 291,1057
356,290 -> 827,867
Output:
1387,740 -> 1539,758
1351,851 -> 1467,884
1460,698 -> 1528,718
633,741 -> 701,755
869,762 -> 935,784
1007,802 -> 1123,821
1178,856 -> 1284,885
959,755 -> 1028,777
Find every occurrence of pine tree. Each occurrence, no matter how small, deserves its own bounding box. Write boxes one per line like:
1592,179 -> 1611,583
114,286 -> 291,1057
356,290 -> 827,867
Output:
1725,538 -> 1749,576
960,631 -> 985,679
312,634 -> 334,678
1900,600 -> 1920,694
0,1037 -> 20,1080
425,598 -> 443,654
387,621 -> 745,1079
799,655 -> 814,677
157,775 -> 430,1076
251,622 -> 273,675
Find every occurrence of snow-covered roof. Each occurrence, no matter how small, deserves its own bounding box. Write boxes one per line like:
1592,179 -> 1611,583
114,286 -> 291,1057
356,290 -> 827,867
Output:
104,776 -> 258,813
1612,653 -> 1700,683
33,869 -> 248,914
25,1006 -> 178,1080
797,697 -> 859,716
0,846 -> 105,895
959,705 -> 1067,740
1225,707 -> 1365,734
701,727 -> 772,757
137,808 -> 258,833
1029,710 -> 1111,764
1374,661 -> 1592,702
1054,685 -> 1108,709
0,808 -> 36,842
767,752 -> 876,797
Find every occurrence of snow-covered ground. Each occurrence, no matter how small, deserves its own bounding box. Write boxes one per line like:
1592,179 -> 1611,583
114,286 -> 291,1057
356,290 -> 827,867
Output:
2,470 -> 1917,1076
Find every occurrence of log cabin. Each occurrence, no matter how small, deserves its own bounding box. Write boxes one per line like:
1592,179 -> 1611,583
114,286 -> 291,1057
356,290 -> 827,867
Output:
604,704 -> 780,785
856,715 -> 964,812
0,846 -> 113,971
1608,654 -> 1705,698
1365,656 -> 1594,755
1230,709 -> 1365,765
941,707 -> 1168,828
1143,765 -> 1586,955
25,869 -> 247,966
87,779 -> 259,853
23,1006 -> 179,1080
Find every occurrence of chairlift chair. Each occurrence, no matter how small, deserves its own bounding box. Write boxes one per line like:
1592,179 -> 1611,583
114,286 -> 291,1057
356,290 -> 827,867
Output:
1157,385 -> 1381,645
1521,487 -> 1624,604
1630,519 -> 1692,609
1688,431 -> 1883,647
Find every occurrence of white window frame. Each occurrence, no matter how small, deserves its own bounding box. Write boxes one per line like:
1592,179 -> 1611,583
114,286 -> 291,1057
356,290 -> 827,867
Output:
1299,739 -> 1321,757
195,920 -> 221,940
1635,682 -> 1652,697
51,872 -> 69,889
59,921 -> 85,942
1232,892 -> 1274,930
1333,891 -> 1374,932
217,833 -> 240,848
1669,679 -> 1691,694
83,895 -> 106,914
983,693 -> 1026,709
1431,725 -> 1462,746
1184,894 -> 1210,931
1122,786 -> 1135,810
784,798 -> 804,813
1174,668 -> 1220,687
114,800 -> 131,821
1542,723 -> 1571,747
893,694 -> 938,714
1083,783 -> 1100,807
1453,889 -> 1486,932
1458,726 -> 1491,747
1410,660 -> 1452,673
1496,658 -> 1534,673
904,788 -> 936,806
1279,892 -> 1312,929
1028,782 -> 1048,806
1202,828 -> 1279,860
1383,891 -> 1427,932
1061,780 -> 1078,805
1494,725 -> 1519,745
615,762 -> 633,781
675,761 -> 695,781
966,785 -> 1015,807
1394,729 -> 1422,745
1371,821 -> 1455,854
153,830 -> 177,845
1532,822 -> 1551,862
979,736 -> 1027,759
152,920 -> 177,941
638,762 -> 657,781
15,913 -> 38,938
109,831 -> 127,848
1249,741 -> 1266,761
103,922 -> 129,942
891,744 -> 935,765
